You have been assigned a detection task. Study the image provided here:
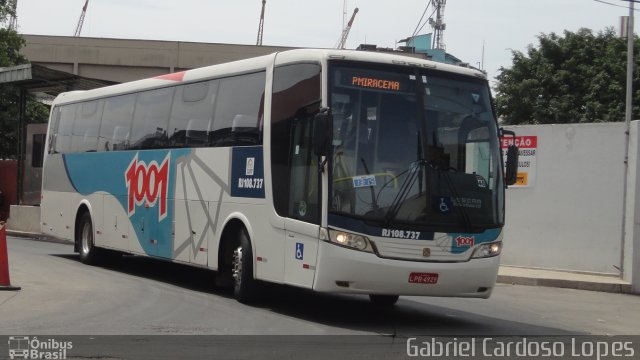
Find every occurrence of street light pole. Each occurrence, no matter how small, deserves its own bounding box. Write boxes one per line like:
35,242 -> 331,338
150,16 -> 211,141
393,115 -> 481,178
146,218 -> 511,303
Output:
621,0 -> 634,280
625,2 -> 634,131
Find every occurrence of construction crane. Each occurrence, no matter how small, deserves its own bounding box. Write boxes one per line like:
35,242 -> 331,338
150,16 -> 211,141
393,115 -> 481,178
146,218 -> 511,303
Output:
73,0 -> 89,37
256,0 -> 266,46
335,7 -> 358,50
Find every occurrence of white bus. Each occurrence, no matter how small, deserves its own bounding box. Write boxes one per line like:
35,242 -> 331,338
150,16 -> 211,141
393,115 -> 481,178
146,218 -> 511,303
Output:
41,49 -> 518,305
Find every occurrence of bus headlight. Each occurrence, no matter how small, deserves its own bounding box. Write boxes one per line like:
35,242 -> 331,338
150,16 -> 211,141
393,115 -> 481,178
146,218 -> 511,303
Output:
328,229 -> 375,253
471,241 -> 502,259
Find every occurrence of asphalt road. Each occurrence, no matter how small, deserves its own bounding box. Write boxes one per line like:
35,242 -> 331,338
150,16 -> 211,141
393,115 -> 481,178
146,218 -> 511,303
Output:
1,236 -> 639,336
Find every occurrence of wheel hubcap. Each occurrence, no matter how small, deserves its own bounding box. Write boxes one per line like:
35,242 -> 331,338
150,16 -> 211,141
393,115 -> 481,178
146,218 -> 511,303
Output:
81,222 -> 91,255
232,246 -> 243,287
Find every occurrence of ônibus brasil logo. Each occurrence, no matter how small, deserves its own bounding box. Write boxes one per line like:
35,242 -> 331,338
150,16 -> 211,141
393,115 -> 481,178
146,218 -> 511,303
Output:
125,153 -> 170,221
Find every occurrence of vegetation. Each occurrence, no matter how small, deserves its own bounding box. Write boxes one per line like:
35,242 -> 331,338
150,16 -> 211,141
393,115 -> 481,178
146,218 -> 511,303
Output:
0,1 -> 49,159
495,28 -> 640,125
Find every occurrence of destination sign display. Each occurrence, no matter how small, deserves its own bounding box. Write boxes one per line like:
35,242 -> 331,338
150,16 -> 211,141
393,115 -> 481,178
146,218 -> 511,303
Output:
351,76 -> 401,91
335,68 -> 413,93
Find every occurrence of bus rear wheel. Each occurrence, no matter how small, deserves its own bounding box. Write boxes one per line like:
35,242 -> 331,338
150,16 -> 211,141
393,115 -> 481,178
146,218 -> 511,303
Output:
77,212 -> 100,265
232,229 -> 259,303
369,294 -> 399,307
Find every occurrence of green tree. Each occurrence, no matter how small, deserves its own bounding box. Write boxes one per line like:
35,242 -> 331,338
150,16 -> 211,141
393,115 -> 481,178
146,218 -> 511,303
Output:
495,28 -> 639,124
0,1 -> 49,159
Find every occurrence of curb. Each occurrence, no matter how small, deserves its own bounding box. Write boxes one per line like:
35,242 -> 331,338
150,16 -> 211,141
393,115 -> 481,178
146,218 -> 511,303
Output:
6,230 -> 73,245
497,275 -> 633,294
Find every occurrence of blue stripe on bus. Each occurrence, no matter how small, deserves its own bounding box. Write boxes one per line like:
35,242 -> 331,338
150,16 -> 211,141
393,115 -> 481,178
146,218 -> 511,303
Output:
63,149 -> 191,258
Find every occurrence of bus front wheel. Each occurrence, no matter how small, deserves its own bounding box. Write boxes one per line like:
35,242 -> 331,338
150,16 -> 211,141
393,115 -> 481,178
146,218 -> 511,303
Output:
232,229 -> 259,303
369,294 -> 399,307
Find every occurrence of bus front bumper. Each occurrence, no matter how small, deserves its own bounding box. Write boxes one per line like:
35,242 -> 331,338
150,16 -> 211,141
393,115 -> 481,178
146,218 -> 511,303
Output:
313,241 -> 501,298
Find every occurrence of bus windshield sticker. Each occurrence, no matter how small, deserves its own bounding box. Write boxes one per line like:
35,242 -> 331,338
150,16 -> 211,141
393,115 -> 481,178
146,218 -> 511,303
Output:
452,197 -> 482,209
476,175 -> 488,188
298,201 -> 307,217
352,175 -> 376,188
433,196 -> 452,213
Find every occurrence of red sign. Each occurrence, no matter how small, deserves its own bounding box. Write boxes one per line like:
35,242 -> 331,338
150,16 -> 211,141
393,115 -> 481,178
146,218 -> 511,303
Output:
125,153 -> 170,221
500,135 -> 537,149
408,272 -> 439,284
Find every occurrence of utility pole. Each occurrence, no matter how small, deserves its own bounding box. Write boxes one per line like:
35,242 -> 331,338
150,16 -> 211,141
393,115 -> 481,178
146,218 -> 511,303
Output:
621,0 -> 635,280
429,0 -> 446,50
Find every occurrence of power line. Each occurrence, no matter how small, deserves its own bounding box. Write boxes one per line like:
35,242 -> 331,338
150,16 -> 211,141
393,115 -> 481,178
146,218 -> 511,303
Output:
593,0 -> 640,10
411,1 -> 432,40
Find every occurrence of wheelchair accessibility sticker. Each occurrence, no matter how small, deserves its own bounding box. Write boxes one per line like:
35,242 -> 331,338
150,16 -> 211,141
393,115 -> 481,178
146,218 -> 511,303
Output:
295,242 -> 304,260
435,197 -> 452,213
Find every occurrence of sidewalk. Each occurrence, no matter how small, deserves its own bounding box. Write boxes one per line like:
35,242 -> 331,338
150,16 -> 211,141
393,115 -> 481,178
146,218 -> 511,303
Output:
6,229 -> 635,294
498,265 -> 633,294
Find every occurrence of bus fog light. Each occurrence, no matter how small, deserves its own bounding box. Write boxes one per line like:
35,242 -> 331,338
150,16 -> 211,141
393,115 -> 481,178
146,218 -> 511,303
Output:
328,229 -> 374,253
471,241 -> 502,259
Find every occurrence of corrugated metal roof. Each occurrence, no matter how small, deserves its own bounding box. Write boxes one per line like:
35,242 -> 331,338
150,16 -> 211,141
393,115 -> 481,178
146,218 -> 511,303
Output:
0,64 -> 32,83
0,63 -> 115,96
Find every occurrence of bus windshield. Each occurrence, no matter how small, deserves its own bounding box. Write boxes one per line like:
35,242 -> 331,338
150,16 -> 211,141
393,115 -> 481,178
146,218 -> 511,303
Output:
329,62 -> 504,232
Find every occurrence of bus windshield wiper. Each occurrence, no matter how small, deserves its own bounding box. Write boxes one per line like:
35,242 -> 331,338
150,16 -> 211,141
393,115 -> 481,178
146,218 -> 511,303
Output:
383,159 -> 427,227
360,157 -> 379,210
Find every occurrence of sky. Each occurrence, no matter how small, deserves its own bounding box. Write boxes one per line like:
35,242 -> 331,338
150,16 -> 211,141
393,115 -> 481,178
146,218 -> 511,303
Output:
13,0 -> 639,83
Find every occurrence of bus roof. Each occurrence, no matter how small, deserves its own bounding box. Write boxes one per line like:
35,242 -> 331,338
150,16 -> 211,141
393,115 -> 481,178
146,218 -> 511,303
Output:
51,48 -> 486,106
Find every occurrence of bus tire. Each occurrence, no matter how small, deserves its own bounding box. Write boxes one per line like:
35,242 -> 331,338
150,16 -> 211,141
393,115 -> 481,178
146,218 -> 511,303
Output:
369,294 -> 399,307
232,228 -> 259,303
77,211 -> 100,265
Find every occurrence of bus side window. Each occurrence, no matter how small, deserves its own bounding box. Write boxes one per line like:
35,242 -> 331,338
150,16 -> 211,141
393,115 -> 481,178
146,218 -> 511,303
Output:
271,63 -> 322,221
129,87 -> 174,150
48,107 -> 61,154
168,80 -> 216,148
71,100 -> 103,153
99,94 -> 135,152
54,104 -> 77,154
211,72 -> 265,147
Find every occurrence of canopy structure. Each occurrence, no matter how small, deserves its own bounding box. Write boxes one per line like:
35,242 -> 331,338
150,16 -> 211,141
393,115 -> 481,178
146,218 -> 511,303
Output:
0,63 -> 115,204
0,63 -> 115,96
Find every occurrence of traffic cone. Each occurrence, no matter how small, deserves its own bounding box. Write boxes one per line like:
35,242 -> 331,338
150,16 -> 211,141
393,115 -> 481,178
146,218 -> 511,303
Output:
0,222 -> 21,290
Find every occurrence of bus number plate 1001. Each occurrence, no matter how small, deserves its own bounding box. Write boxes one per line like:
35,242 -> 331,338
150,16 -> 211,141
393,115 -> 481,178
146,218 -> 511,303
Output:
408,272 -> 439,284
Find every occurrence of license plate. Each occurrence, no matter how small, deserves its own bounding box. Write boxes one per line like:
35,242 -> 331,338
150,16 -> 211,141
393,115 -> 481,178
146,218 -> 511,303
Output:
408,272 -> 439,284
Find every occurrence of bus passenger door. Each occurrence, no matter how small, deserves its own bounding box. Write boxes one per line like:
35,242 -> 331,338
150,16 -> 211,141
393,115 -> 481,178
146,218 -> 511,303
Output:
283,115 -> 320,288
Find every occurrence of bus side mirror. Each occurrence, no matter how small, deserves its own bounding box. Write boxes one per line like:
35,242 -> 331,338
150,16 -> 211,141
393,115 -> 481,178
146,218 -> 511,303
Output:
313,107 -> 332,156
500,128 -> 519,186
505,144 -> 519,186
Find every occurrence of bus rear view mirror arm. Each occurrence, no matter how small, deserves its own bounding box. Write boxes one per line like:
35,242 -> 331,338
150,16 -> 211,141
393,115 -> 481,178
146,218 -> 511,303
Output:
313,107 -> 332,158
500,128 -> 519,186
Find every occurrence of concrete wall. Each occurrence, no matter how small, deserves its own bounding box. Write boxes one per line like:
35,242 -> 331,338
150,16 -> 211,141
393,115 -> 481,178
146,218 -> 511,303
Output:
21,35 -> 295,83
7,205 -> 41,233
502,123 -> 627,275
